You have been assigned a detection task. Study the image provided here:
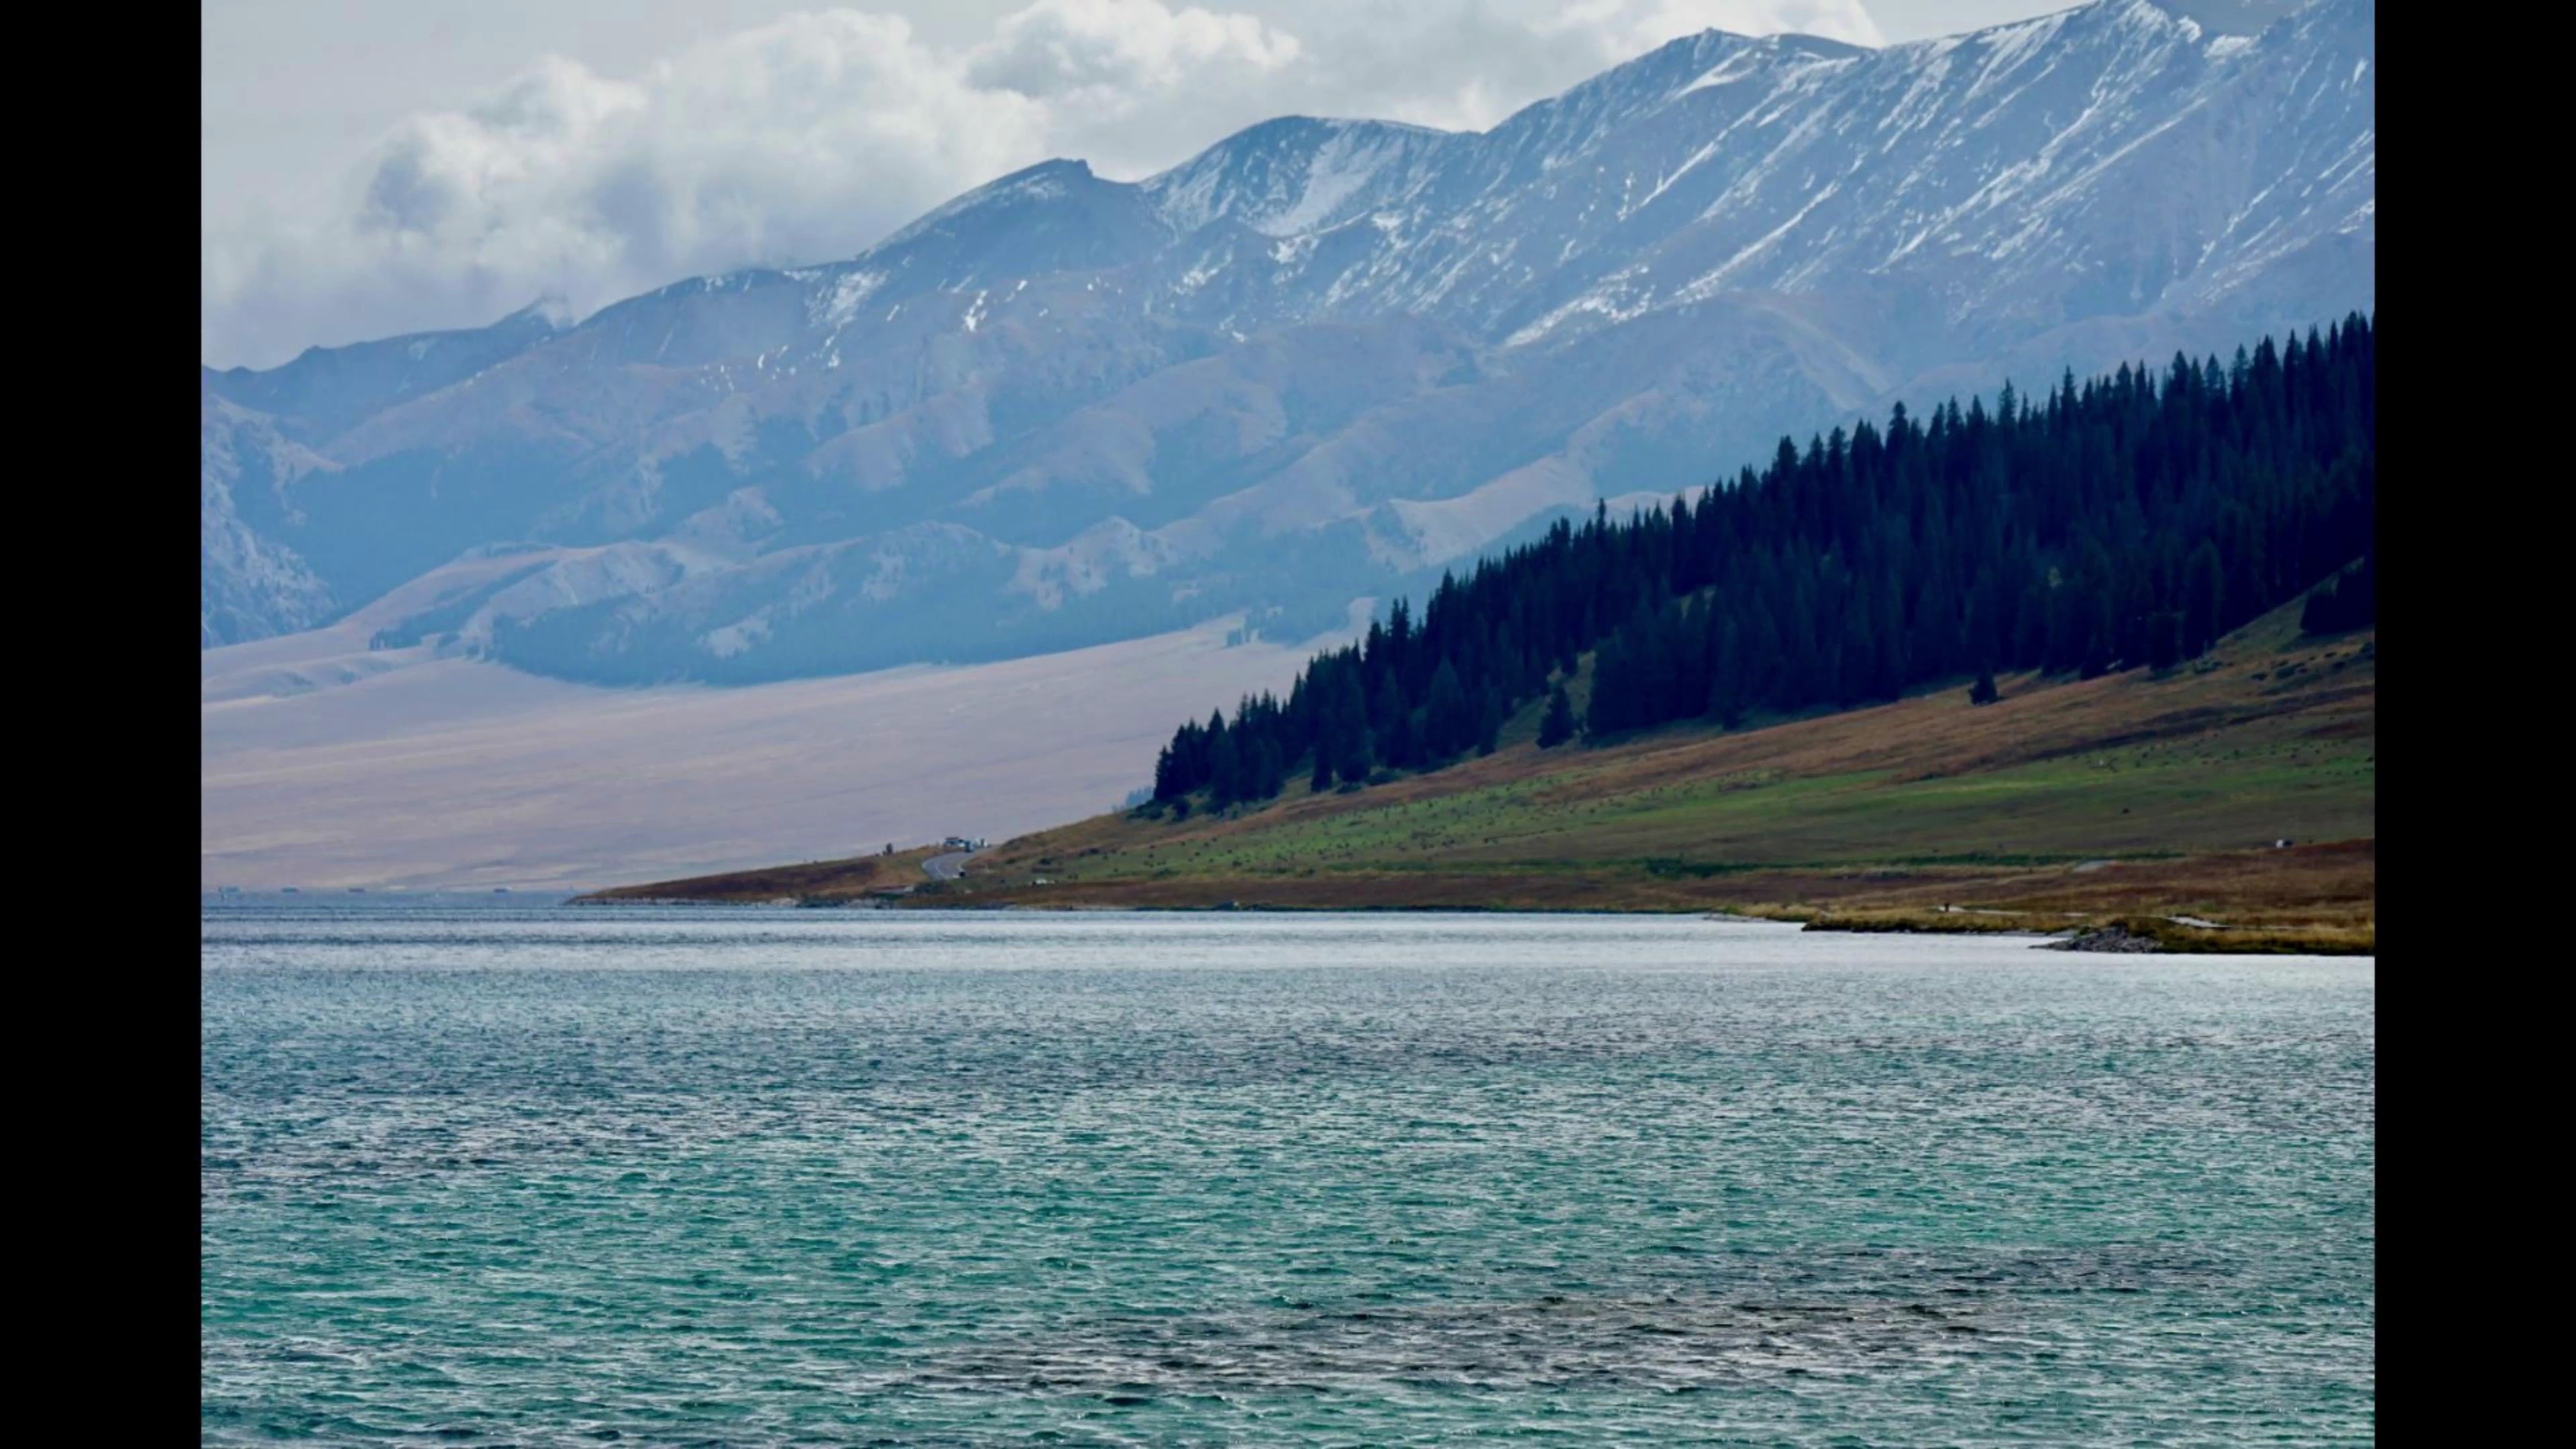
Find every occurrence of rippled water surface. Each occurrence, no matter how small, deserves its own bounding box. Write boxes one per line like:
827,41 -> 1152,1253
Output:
203,908 -> 2373,1444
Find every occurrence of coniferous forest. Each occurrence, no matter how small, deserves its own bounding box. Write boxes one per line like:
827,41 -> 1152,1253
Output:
1150,313 -> 2374,810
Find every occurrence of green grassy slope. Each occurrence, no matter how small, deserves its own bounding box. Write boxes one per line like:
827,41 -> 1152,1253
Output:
932,600 -> 2373,941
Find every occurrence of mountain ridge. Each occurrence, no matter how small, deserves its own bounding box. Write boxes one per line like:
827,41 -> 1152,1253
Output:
202,0 -> 2372,670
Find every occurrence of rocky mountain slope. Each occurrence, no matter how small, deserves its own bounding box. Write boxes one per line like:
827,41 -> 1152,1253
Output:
201,0 -> 2373,675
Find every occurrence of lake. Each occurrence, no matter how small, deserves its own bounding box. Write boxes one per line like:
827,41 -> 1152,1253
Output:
202,908 -> 2374,1444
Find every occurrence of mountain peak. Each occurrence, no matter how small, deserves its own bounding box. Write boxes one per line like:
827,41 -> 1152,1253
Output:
2153,0 -> 2310,36
504,293 -> 580,331
873,157 -> 1107,252
1143,117 -> 1457,237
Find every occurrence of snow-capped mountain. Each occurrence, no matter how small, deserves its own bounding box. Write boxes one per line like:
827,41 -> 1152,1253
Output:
201,0 -> 2373,675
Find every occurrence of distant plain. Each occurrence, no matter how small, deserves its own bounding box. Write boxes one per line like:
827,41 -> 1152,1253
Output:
203,591 -> 1328,892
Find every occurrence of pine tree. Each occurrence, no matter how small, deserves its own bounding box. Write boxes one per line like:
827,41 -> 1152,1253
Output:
1371,672 -> 1407,767
1207,729 -> 1240,807
1252,737 -> 1285,802
1707,616 -> 1743,727
1424,660 -> 1469,761
1338,725 -> 1373,786
1384,706 -> 1415,771
2184,541 -> 2224,657
1538,684 -> 1576,748
2145,610 -> 2182,671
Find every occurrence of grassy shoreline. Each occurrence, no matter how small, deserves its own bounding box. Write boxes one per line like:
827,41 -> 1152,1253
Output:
570,888 -> 2373,955
581,606 -> 2373,955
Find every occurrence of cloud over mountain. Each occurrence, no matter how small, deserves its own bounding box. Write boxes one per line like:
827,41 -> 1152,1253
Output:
202,0 -> 1882,369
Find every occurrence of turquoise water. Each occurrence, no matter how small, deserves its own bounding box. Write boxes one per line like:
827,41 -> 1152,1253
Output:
202,909 -> 2374,1444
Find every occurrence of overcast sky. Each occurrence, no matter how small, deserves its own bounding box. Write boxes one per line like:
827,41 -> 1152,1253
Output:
202,1 -> 2074,369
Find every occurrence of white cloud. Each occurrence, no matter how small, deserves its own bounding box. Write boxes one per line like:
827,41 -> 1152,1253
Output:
202,0 -> 1890,369
969,0 -> 1302,97
205,10 -> 1051,370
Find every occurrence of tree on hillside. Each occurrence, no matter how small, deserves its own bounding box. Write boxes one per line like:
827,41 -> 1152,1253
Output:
1538,684 -> 1577,748
1206,727 -> 1241,808
1250,737 -> 1285,803
1423,660 -> 1470,760
2184,541 -> 2226,657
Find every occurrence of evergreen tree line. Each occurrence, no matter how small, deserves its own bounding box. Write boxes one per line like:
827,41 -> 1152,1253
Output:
1152,313 -> 2374,808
